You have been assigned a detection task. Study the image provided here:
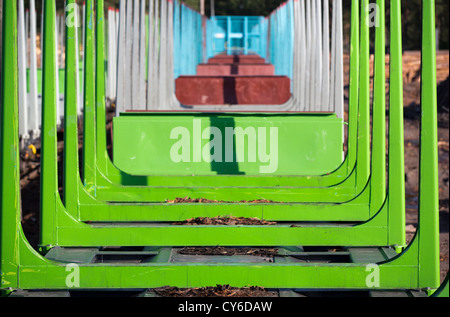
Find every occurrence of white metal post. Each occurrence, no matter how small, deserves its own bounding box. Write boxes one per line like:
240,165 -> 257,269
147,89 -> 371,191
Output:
18,0 -> 30,143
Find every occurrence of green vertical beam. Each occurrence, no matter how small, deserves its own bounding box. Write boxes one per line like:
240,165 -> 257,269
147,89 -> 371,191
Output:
82,0 -> 96,188
95,0 -> 108,174
356,0 -> 371,189
64,0 -> 81,216
0,0 -> 20,289
40,0 -> 59,248
346,0 -> 360,176
370,0 -> 386,209
418,0 -> 440,289
387,0 -> 406,248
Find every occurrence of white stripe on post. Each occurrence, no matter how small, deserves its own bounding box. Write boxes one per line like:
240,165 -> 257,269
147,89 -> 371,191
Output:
29,0 -> 40,139
330,0 -> 337,111
116,0 -> 127,115
25,8 -> 30,68
146,0 -> 155,110
314,0 -> 322,110
111,8 -> 117,100
107,8 -> 113,100
334,0 -> 344,119
55,11 -> 61,126
150,0 -> 160,108
299,0 -> 306,110
124,0 -> 133,110
139,0 -> 147,108
321,0 -> 330,111
131,0 -> 140,109
166,0 -> 174,108
158,0 -> 167,109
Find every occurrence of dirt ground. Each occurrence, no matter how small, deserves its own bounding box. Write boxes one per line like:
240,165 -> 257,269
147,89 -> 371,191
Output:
166,197 -> 276,204
18,53 -> 450,291
177,247 -> 279,257
174,216 -> 277,226
153,285 -> 278,298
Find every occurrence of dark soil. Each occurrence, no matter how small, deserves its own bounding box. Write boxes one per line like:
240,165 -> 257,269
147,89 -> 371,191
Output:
178,247 -> 279,257
174,216 -> 277,226
166,197 -> 277,204
437,76 -> 449,128
153,285 -> 278,298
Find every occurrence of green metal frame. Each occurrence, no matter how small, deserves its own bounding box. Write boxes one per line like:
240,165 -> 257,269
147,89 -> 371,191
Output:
85,0 -> 367,196
1,0 -> 444,294
41,0 -> 401,247
52,0 -> 386,229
